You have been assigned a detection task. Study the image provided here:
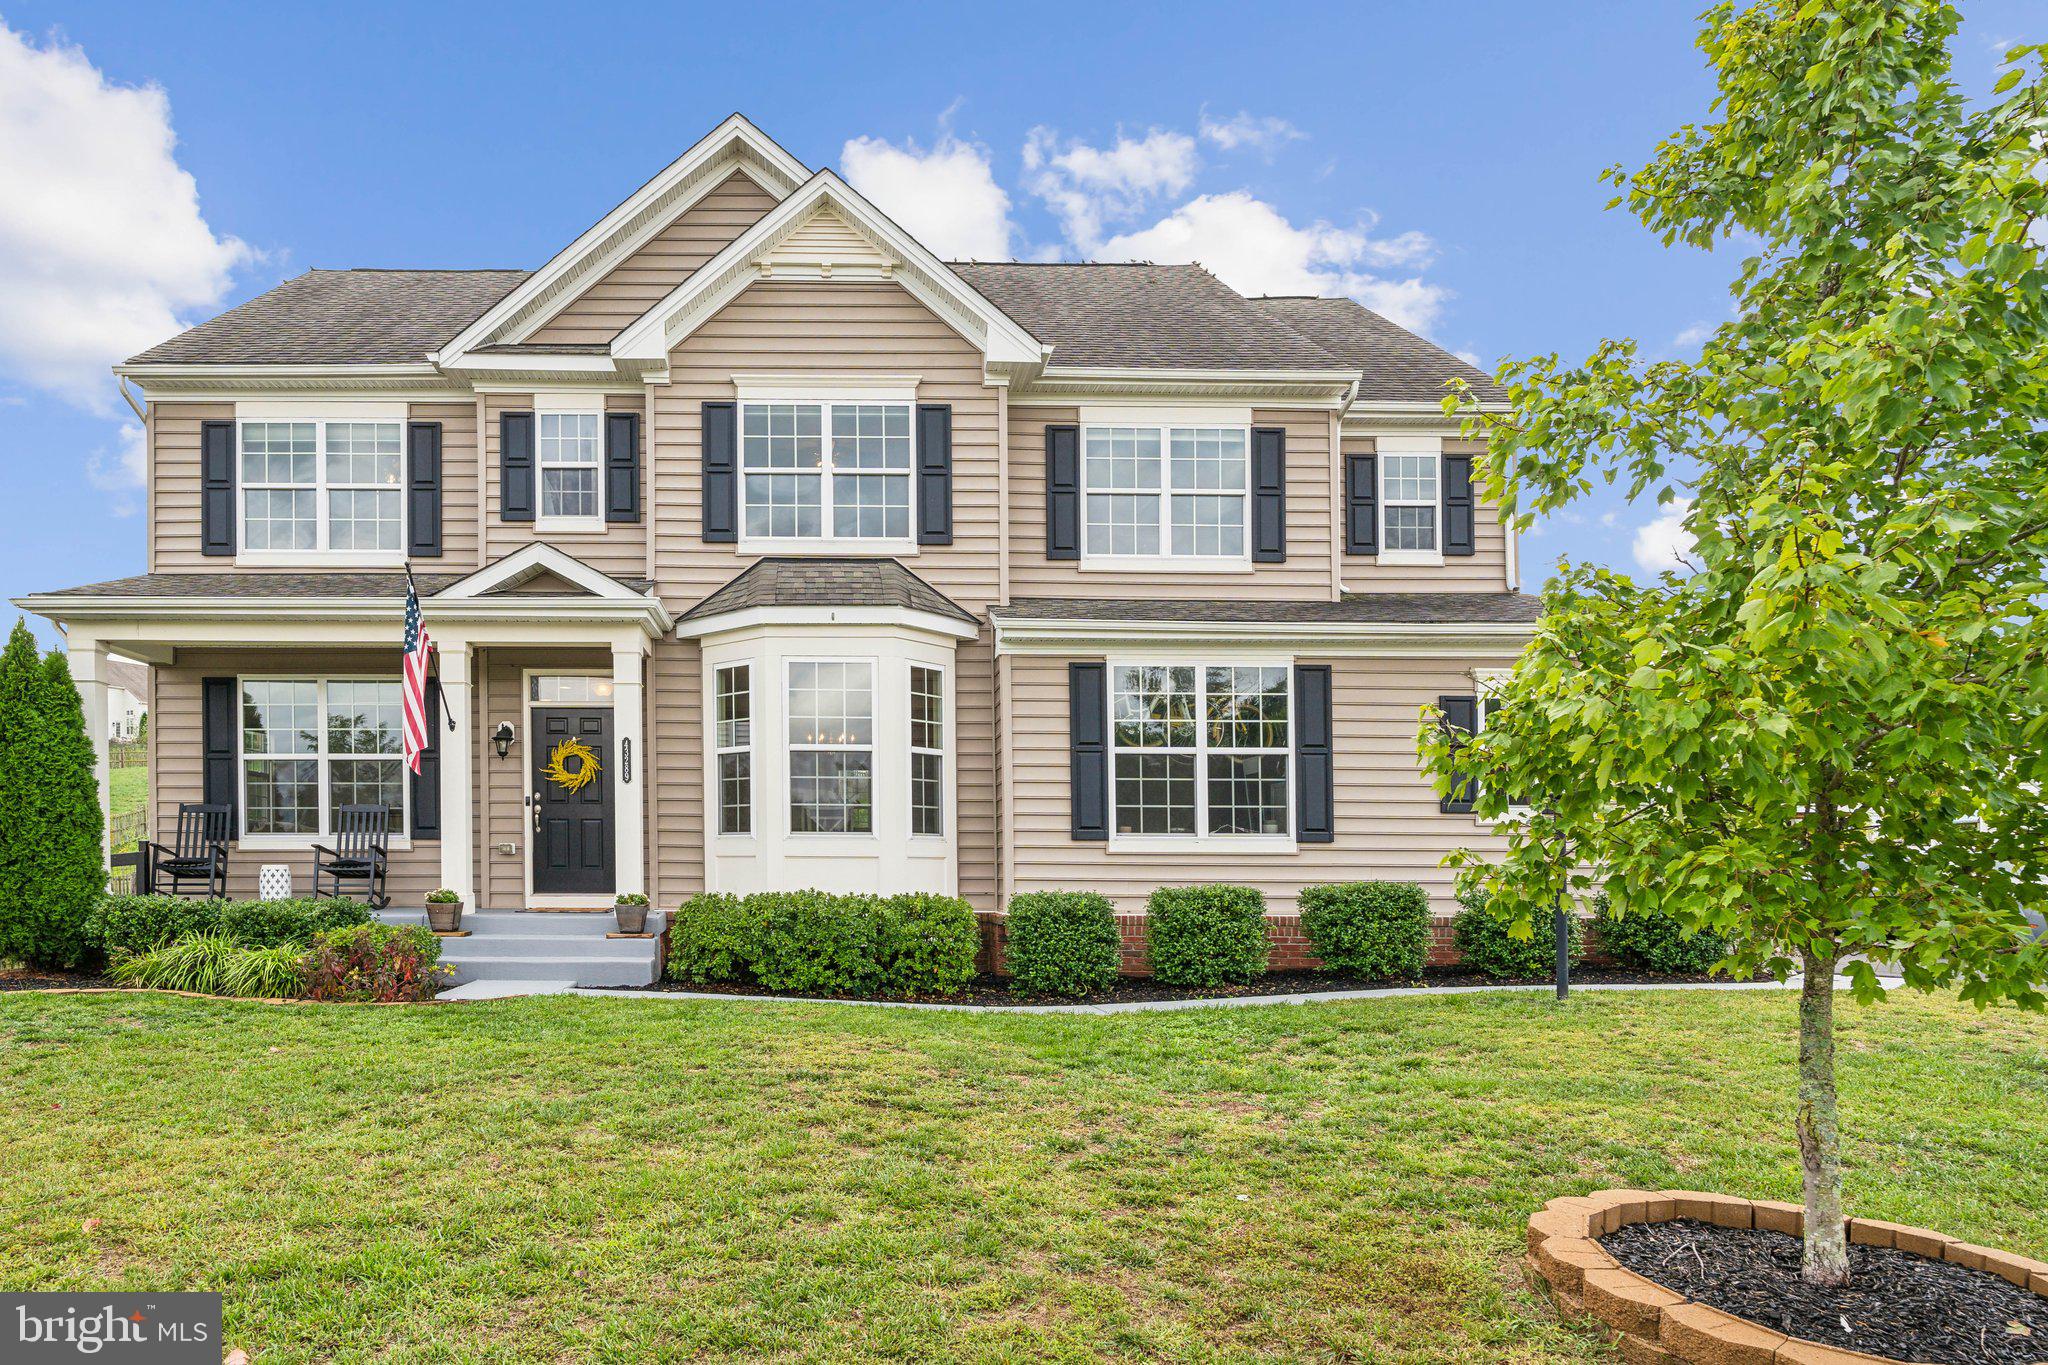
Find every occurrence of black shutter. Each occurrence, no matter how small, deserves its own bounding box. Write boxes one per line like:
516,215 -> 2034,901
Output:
1439,694 -> 1478,814
407,421 -> 443,557
1294,664 -> 1334,843
201,420 -> 235,557
1443,452 -> 1476,556
1344,452 -> 1379,555
1251,426 -> 1287,563
500,411 -> 535,523
605,410 -> 641,523
202,676 -> 238,830
411,680 -> 442,838
702,401 -> 737,543
916,403 -> 953,545
1045,424 -> 1080,561
1068,662 -> 1108,841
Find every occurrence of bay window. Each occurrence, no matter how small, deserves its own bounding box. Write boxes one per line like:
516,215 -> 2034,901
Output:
1083,424 -> 1248,561
1111,663 -> 1290,839
240,678 -> 406,841
741,401 -> 912,542
716,664 -> 752,835
240,419 -> 402,554
910,665 -> 944,836
788,660 -> 874,833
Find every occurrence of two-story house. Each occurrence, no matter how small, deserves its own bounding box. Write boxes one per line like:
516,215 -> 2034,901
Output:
20,114 -> 1537,960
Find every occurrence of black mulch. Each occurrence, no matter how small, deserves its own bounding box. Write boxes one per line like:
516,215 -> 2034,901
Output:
1600,1218 -> 2048,1364
593,964 -> 1763,1006
0,969 -> 114,993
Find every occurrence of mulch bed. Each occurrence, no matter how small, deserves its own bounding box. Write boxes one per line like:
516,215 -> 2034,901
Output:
1601,1218 -> 2048,1364
596,964 -> 1762,1006
0,968 -> 114,993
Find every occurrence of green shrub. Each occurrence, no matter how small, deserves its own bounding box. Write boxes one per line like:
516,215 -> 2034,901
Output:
302,924 -> 448,1002
0,623 -> 105,968
1146,885 -> 1269,987
89,896 -> 225,956
1004,892 -> 1122,996
1452,890 -> 1584,979
110,933 -> 305,998
666,893 -> 757,983
219,898 -> 370,949
1594,894 -> 1729,975
877,893 -> 979,995
751,891 -> 885,995
1298,881 -> 1431,980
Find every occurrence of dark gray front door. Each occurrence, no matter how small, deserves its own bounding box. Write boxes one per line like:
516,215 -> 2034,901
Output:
531,707 -> 614,896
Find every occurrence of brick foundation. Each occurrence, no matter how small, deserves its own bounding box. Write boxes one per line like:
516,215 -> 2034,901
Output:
975,911 -> 1479,977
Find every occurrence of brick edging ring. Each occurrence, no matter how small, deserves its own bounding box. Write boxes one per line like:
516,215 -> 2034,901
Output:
1525,1188 -> 2048,1362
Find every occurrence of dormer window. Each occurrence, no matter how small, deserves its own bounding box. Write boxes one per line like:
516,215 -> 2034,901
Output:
239,416 -> 403,559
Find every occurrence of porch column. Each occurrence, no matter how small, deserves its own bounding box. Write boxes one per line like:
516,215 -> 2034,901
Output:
436,638 -> 476,910
69,635 -> 113,869
611,643 -> 647,898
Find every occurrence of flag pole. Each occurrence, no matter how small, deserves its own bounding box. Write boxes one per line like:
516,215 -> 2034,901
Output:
405,560 -> 456,734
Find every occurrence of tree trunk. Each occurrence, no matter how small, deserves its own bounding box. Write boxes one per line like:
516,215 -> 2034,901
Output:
1797,943 -> 1851,1287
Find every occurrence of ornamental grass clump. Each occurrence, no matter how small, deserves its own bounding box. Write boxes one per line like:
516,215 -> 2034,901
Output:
111,933 -> 306,999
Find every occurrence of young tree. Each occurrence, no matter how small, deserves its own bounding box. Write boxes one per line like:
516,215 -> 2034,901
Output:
0,621 -> 105,969
1424,3 -> 2048,1287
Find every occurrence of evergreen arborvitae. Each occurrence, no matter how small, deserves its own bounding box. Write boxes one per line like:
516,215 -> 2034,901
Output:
0,621 -> 41,964
0,621 -> 106,967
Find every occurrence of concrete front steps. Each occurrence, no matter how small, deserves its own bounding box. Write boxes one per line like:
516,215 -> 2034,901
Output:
375,909 -> 665,988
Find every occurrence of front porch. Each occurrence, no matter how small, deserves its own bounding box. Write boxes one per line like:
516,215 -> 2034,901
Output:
376,907 -> 667,989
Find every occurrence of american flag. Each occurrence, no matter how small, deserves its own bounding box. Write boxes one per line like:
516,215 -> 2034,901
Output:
401,570 -> 435,775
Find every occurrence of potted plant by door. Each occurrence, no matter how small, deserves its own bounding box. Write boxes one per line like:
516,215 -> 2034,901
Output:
615,892 -> 650,935
424,888 -> 464,934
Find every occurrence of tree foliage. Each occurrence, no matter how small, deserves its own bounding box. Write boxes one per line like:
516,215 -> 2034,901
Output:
1421,2 -> 2048,1284
0,621 -> 105,968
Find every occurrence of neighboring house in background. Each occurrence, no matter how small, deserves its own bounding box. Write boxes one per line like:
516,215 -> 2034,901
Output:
104,656 -> 149,741
17,114 -> 1536,953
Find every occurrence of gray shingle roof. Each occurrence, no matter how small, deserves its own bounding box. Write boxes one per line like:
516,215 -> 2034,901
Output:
681,558 -> 976,624
125,270 -> 530,366
947,262 -> 1344,371
28,570 -> 653,599
991,593 -> 1543,626
1246,295 -> 1505,404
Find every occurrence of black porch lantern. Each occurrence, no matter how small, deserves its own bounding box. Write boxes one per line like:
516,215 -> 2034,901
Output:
492,721 -> 516,760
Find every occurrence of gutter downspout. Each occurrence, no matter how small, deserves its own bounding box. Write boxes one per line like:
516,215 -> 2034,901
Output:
117,376 -> 146,423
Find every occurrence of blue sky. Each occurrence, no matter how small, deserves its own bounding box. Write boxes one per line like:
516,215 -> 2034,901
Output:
0,0 -> 2035,646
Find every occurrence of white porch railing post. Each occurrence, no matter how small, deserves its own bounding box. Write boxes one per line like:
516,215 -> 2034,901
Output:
436,638 -> 476,911
611,643 -> 647,899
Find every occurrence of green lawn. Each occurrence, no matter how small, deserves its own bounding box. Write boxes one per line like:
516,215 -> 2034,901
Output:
108,765 -> 147,821
0,989 -> 2041,1362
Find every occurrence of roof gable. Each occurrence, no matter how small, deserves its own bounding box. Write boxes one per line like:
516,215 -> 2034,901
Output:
436,545 -> 655,601
612,172 -> 1045,368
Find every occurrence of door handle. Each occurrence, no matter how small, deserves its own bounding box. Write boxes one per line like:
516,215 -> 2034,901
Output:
529,794 -> 540,833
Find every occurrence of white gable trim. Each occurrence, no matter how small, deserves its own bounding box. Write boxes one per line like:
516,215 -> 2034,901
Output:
612,172 -> 1047,368
433,116 -> 810,364
435,544 -> 650,602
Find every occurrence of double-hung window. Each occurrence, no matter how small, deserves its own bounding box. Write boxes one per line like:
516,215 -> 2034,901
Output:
1083,424 -> 1248,562
788,660 -> 874,833
909,665 -> 944,836
715,664 -> 752,835
1379,446 -> 1441,561
1110,663 -> 1290,839
239,678 -> 406,841
1474,669 -> 1532,817
538,411 -> 602,526
240,419 -> 403,555
740,401 -> 912,543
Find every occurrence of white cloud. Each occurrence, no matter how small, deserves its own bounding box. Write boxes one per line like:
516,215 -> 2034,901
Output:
841,129 -> 1016,261
1023,126 -> 1199,251
1632,501 -> 1698,575
1095,191 -> 1449,333
1672,321 -> 1715,349
1198,110 -> 1305,156
85,422 -> 145,515
0,23 -> 249,411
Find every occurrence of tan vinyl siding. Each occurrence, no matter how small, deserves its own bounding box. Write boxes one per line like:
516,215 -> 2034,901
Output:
149,402 -> 233,570
412,401 -> 481,568
1006,652 -> 1518,917
527,172 -> 780,345
1005,406 -> 1339,600
646,279 -> 1004,906
480,391 -> 649,581
1339,436 -> 1511,593
151,650 -> 442,902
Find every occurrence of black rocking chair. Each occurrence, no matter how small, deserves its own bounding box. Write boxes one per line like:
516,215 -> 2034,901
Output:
311,804 -> 391,909
141,803 -> 232,898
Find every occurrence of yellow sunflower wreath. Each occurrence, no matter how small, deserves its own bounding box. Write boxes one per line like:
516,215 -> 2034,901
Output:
542,737 -> 602,793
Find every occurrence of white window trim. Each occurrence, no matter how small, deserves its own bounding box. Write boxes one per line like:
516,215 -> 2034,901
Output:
784,655 -> 880,840
908,663 -> 946,839
1106,657 -> 1296,852
1079,422 -> 1255,570
234,415 -> 408,567
715,662 -> 754,838
534,398 -> 607,534
236,675 -> 412,850
1472,666 -> 1533,825
737,399 -> 917,553
1376,434 -> 1444,567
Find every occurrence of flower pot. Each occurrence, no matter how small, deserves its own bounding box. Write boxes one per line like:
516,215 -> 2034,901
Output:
426,901 -> 463,933
615,902 -> 649,935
